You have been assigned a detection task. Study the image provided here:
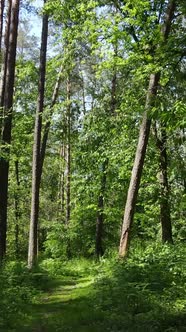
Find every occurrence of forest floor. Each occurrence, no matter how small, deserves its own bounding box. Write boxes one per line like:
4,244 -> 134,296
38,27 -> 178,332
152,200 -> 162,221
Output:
20,274 -> 102,332
1,245 -> 186,332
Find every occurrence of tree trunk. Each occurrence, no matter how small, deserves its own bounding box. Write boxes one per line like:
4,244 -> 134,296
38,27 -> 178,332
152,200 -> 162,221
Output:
119,76 -> 159,257
95,159 -> 108,258
0,0 -> 11,130
58,144 -> 65,220
0,0 -> 5,57
14,159 -> 20,257
95,46 -> 118,258
65,78 -> 71,225
0,0 -> 20,261
155,124 -> 173,243
40,65 -> 62,176
119,0 -> 176,257
28,0 -> 48,269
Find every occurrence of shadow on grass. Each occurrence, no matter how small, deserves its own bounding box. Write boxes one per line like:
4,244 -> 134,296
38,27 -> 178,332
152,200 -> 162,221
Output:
3,251 -> 186,332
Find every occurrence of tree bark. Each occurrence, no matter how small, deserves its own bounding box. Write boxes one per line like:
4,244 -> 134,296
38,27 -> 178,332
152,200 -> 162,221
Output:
95,159 -> 108,258
14,159 -> 20,257
155,124 -> 173,243
28,0 -> 48,269
119,74 -> 159,257
40,65 -> 62,176
0,0 -> 11,131
58,144 -> 65,220
66,78 -> 71,225
95,45 -> 118,258
119,0 -> 176,257
0,0 -> 5,57
0,0 -> 20,261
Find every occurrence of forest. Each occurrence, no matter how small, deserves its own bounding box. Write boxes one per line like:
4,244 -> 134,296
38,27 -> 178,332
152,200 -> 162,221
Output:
0,0 -> 185,331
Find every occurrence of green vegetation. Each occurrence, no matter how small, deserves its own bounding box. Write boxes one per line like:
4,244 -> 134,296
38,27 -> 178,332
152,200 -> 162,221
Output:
1,244 -> 185,331
0,1 -> 185,331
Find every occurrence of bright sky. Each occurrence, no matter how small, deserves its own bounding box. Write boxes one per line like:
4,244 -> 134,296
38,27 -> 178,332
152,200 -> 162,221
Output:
30,0 -> 42,37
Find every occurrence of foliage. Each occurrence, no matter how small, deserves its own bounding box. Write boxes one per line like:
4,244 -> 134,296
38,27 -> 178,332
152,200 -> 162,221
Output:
92,244 -> 186,331
0,261 -> 36,329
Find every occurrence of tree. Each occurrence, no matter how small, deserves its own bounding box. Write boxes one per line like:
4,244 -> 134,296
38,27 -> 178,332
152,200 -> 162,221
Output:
154,122 -> 173,244
0,0 -> 5,58
0,0 -> 20,261
28,0 -> 48,268
119,0 -> 176,257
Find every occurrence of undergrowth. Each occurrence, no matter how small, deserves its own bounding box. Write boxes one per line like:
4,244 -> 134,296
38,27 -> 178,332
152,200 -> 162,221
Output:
0,261 -> 50,330
0,243 -> 185,331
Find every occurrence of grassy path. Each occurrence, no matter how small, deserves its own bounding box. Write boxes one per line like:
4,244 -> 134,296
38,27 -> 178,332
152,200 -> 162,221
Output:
20,274 -> 105,332
3,249 -> 186,332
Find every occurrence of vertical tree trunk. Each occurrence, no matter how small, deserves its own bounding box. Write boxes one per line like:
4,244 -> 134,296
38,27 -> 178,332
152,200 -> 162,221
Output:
0,0 -> 5,57
14,159 -> 20,257
0,0 -> 20,261
40,65 -> 62,175
58,144 -> 65,219
95,159 -> 108,258
0,0 -> 11,130
79,65 -> 86,115
95,45 -> 118,258
66,78 -> 71,225
119,0 -> 176,257
28,0 -> 48,269
155,125 -> 173,243
64,79 -> 72,258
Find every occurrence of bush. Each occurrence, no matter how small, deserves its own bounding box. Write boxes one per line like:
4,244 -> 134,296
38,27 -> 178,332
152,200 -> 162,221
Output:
0,261 -> 39,329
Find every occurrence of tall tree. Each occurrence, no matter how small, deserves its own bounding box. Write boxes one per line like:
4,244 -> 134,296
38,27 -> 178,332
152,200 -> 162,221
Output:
119,0 -> 176,257
28,0 -> 48,269
0,0 -> 20,261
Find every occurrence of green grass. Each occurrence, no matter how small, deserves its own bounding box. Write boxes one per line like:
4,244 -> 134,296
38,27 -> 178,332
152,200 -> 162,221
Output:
1,244 -> 186,332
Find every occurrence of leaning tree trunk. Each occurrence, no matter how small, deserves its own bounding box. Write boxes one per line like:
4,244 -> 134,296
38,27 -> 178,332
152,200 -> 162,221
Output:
119,0 -> 176,257
0,0 -> 20,261
28,0 -> 48,269
155,124 -> 173,243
